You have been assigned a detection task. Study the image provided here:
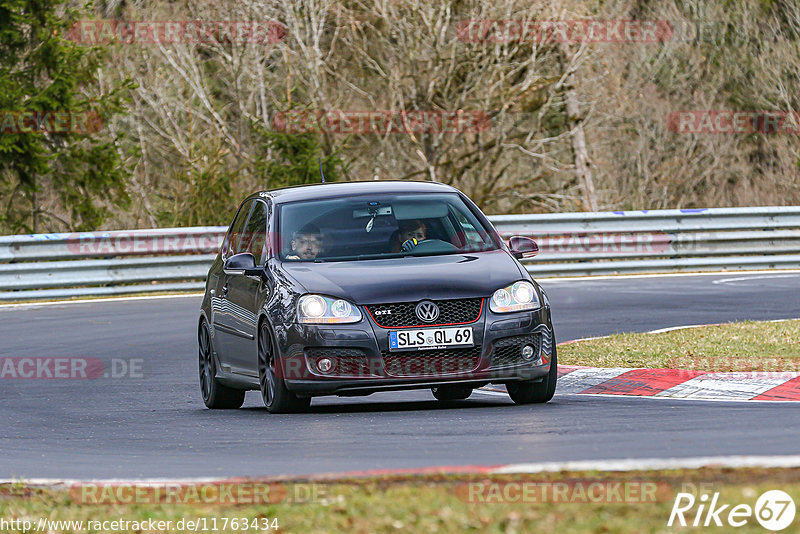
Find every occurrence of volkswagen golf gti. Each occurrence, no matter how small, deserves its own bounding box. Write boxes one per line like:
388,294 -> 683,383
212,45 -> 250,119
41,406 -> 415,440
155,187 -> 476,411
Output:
198,181 -> 556,412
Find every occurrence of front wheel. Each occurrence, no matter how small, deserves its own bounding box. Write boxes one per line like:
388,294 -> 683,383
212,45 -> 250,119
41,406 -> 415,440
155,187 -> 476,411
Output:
198,320 -> 245,409
258,322 -> 311,414
506,346 -> 558,405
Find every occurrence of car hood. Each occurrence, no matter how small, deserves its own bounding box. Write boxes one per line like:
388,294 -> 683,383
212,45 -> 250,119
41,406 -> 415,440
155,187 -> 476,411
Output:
280,250 -> 526,304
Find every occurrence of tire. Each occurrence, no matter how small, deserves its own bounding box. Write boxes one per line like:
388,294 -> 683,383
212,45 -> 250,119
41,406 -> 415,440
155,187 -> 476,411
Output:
506,345 -> 558,405
198,320 -> 245,409
431,384 -> 473,401
258,321 -> 311,414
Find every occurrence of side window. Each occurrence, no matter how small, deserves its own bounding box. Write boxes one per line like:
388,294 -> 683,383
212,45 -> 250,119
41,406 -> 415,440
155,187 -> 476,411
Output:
222,200 -> 254,258
240,201 -> 268,264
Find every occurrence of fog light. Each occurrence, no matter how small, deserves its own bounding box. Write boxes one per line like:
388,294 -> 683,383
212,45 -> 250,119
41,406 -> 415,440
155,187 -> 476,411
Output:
521,345 -> 535,360
317,357 -> 334,374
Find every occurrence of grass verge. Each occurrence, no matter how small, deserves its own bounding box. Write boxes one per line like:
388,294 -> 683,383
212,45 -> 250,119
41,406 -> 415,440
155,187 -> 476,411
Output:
559,319 -> 800,372
2,468 -> 800,533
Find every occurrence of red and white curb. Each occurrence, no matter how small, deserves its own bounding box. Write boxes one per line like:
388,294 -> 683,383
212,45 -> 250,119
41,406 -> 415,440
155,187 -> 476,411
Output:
551,365 -> 800,401
521,319 -> 800,402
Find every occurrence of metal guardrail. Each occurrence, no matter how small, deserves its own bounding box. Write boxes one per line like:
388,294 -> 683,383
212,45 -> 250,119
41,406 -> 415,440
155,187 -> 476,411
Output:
1,206 -> 799,301
492,206 -> 800,277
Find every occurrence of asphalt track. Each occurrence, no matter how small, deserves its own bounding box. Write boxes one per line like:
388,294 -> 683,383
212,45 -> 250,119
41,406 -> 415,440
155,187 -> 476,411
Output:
2,272 -> 800,479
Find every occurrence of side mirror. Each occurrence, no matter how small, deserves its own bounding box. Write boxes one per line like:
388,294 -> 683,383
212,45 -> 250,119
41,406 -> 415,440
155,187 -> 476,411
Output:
508,236 -> 538,259
223,253 -> 262,276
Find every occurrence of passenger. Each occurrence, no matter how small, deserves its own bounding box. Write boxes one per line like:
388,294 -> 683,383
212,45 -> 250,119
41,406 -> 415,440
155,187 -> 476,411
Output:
286,224 -> 323,260
392,219 -> 427,252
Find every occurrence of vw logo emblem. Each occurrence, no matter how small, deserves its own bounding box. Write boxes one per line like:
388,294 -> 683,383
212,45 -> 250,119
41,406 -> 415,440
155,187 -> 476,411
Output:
415,301 -> 440,323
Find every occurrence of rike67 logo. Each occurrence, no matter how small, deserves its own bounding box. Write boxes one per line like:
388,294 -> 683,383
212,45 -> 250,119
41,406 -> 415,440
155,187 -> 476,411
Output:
669,490 -> 796,531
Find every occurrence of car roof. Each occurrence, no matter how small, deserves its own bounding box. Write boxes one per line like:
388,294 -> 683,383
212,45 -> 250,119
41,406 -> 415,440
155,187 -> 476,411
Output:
247,180 -> 459,204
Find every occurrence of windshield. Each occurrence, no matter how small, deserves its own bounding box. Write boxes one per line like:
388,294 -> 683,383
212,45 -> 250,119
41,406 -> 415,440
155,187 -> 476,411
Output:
277,192 -> 499,262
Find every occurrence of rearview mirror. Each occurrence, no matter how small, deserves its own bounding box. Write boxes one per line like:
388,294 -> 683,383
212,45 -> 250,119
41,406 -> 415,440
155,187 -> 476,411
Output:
223,253 -> 262,276
508,236 -> 538,259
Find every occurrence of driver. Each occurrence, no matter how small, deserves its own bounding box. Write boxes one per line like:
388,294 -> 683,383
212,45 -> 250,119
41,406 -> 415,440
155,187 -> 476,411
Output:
393,219 -> 427,252
286,224 -> 323,260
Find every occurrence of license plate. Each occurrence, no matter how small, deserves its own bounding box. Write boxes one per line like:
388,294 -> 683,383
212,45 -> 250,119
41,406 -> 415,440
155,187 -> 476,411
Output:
388,327 -> 473,352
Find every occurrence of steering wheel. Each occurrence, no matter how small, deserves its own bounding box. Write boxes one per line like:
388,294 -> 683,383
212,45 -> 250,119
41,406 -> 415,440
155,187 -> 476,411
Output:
402,238 -> 457,254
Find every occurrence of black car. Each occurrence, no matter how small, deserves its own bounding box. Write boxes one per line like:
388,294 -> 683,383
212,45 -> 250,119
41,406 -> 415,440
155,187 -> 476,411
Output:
198,181 -> 556,412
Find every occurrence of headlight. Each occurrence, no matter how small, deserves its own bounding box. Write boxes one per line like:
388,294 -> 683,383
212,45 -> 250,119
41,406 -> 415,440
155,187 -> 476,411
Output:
298,295 -> 362,324
490,281 -> 540,313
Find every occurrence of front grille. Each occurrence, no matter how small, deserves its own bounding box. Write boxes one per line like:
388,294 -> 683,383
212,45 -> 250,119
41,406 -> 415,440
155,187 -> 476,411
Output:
490,334 -> 542,368
382,346 -> 482,377
367,298 -> 483,328
305,347 -> 376,377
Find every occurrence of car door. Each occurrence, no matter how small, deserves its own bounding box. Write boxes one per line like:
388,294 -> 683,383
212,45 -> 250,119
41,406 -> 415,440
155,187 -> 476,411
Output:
212,199 -> 254,369
223,199 -> 270,375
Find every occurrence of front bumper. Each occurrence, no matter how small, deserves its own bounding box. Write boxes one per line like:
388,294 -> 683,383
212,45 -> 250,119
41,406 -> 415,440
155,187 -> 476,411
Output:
273,302 -> 554,397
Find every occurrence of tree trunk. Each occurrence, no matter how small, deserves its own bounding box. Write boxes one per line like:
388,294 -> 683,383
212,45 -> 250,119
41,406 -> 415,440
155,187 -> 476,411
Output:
32,177 -> 39,233
560,43 -> 598,212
